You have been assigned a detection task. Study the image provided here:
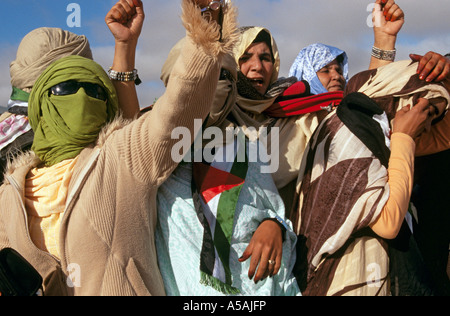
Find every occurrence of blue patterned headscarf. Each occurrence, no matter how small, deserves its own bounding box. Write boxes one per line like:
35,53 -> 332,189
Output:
288,43 -> 349,95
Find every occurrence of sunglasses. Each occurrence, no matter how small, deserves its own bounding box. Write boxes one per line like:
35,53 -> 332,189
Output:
49,80 -> 107,101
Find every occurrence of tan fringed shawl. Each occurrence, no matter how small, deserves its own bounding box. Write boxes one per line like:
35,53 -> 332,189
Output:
161,27 -> 322,189
291,60 -> 450,296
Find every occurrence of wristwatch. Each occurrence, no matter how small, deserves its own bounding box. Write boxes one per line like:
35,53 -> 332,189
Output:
201,0 -> 226,13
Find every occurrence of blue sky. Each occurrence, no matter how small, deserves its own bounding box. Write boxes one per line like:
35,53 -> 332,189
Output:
0,0 -> 115,46
1,0 -> 449,109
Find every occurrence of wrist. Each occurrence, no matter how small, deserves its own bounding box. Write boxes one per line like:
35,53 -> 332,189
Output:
113,41 -> 137,72
372,46 -> 396,62
108,68 -> 141,85
260,216 -> 288,242
391,129 -> 417,140
373,33 -> 397,51
115,38 -> 138,47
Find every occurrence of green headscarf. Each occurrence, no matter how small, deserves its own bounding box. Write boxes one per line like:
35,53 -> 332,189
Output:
29,55 -> 118,166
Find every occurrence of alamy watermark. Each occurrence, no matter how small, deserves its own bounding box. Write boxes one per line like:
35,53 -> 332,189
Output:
64,2 -> 381,30
67,3 -> 81,28
171,119 -> 280,174
367,2 -> 389,28
65,2 -> 383,29
66,263 -> 81,288
366,263 -> 383,288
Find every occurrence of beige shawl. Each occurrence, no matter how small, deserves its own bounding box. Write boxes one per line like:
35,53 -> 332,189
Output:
161,26 -> 320,189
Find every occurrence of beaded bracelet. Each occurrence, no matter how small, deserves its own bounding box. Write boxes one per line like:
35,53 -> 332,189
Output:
108,68 -> 142,85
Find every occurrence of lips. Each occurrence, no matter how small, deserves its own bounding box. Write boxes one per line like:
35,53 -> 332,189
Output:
249,78 -> 264,85
246,76 -> 268,94
328,84 -> 344,91
248,78 -> 265,91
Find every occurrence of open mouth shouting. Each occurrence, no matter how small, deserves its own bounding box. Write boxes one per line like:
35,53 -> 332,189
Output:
248,77 -> 266,95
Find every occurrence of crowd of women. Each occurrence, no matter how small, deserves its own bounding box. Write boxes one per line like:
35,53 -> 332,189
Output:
0,0 -> 449,296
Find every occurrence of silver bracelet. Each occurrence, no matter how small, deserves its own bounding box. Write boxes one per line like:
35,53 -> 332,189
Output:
371,46 -> 396,62
108,68 -> 141,85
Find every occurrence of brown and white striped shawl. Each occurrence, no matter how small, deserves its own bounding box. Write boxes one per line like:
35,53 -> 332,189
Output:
291,60 -> 450,296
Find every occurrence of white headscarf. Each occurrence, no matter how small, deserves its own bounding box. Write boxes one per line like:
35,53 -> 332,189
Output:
289,43 -> 349,95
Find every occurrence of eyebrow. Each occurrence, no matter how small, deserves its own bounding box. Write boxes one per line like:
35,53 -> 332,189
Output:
241,51 -> 272,58
319,64 -> 343,72
327,64 -> 342,69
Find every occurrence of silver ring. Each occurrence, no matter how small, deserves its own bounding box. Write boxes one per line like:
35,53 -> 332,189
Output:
268,260 -> 275,265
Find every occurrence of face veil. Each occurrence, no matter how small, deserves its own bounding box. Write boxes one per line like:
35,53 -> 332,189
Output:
28,55 -> 119,166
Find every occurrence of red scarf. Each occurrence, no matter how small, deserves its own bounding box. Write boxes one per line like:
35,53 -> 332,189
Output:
264,81 -> 343,117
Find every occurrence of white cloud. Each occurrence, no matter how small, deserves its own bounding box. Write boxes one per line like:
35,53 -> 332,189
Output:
233,0 -> 450,77
0,44 -> 19,106
1,0 -> 449,110
91,0 -> 450,106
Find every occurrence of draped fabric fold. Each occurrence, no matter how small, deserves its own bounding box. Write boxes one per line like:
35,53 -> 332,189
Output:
265,81 -> 343,117
291,60 -> 450,296
192,139 -> 248,294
